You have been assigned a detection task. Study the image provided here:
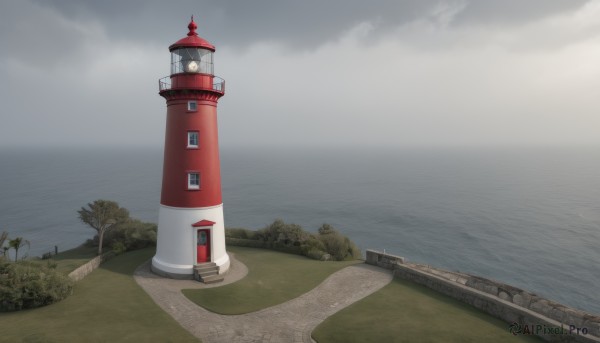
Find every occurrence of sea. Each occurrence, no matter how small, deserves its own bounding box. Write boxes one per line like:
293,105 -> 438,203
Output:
0,146 -> 598,315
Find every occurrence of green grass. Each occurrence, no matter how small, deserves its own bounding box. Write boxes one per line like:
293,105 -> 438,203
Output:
27,244 -> 98,275
0,245 -> 548,342
182,246 -> 360,314
50,244 -> 99,274
312,278 -> 542,343
0,248 -> 199,343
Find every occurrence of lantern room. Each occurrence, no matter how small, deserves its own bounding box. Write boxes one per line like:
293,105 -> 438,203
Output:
159,16 -> 224,95
170,48 -> 213,75
169,17 -> 215,75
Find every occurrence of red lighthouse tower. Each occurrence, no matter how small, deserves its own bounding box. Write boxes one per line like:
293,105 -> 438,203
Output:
152,17 -> 229,279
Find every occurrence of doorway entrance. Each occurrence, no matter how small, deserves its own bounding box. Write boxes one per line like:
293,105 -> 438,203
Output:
196,229 -> 211,263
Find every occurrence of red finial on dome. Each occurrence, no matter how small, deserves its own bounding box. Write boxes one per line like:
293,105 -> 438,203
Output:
169,15 -> 215,52
187,15 -> 198,36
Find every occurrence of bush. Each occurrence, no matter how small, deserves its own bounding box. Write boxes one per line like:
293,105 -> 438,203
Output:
256,219 -> 309,246
226,220 -> 361,261
226,238 -> 269,249
0,259 -> 73,311
225,228 -> 258,240
317,224 -> 362,261
318,223 -> 337,236
306,249 -> 330,261
112,241 -> 127,255
346,238 -> 362,260
300,236 -> 326,255
90,219 -> 157,252
318,231 -> 349,261
225,238 -> 303,255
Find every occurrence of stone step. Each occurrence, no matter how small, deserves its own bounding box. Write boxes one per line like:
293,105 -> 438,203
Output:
194,262 -> 218,270
201,274 -> 224,284
195,266 -> 218,274
193,263 -> 222,284
198,269 -> 218,277
194,265 -> 217,273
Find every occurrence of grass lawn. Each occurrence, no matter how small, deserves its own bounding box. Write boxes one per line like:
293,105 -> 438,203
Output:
0,248 -> 199,343
182,246 -> 360,314
50,244 -> 99,274
27,244 -> 98,275
312,278 -> 542,343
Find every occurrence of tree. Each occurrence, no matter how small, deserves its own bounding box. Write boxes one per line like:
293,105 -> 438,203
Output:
78,200 -> 129,255
8,237 -> 30,261
0,231 -> 9,260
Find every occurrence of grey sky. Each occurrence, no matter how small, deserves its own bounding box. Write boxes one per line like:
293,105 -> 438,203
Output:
0,0 -> 598,149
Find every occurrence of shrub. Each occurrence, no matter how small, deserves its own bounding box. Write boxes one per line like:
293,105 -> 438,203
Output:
226,238 -> 269,249
225,228 -> 257,240
317,224 -> 362,261
225,238 -> 303,255
306,249 -> 330,261
0,259 -> 73,311
227,220 -> 361,261
318,231 -> 349,261
300,236 -> 326,255
318,223 -> 336,236
346,238 -> 362,260
92,219 -> 157,252
112,241 -> 127,255
257,219 -> 309,246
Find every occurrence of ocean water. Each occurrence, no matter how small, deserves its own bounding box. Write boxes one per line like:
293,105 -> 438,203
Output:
0,147 -> 598,315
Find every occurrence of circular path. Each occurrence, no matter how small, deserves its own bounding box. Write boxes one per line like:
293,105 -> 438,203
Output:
134,253 -> 392,343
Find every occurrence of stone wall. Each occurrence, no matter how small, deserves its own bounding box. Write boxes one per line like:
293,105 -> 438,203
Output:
365,250 -> 600,343
365,249 -> 405,269
68,251 -> 115,282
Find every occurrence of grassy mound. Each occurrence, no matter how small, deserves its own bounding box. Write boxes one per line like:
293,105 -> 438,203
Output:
183,246 -> 359,314
0,248 -> 198,343
312,278 -> 542,343
48,245 -> 98,274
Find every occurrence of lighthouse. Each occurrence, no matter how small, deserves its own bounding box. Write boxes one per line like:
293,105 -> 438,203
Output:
152,17 -> 229,280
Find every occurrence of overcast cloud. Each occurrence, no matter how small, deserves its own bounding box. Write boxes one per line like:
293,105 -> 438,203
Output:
0,0 -> 598,149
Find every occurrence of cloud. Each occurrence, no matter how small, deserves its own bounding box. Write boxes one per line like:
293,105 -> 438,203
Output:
0,0 -> 599,149
218,1 -> 600,148
0,1 -> 105,68
0,1 -> 166,148
26,0 -> 590,50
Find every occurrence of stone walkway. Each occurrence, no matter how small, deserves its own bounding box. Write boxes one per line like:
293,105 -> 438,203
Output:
134,254 -> 393,343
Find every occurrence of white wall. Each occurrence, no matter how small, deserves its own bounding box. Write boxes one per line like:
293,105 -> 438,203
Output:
152,203 -> 230,276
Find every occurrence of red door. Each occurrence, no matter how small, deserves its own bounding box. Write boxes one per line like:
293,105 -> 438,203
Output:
196,229 -> 210,263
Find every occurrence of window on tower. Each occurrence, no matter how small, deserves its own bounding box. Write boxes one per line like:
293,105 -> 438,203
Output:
171,48 -> 214,75
188,173 -> 200,190
187,131 -> 199,148
188,101 -> 197,111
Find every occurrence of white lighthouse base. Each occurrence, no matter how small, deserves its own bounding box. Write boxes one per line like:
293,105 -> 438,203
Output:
152,204 -> 230,279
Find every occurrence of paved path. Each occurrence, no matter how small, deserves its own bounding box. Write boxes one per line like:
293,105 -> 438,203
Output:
134,254 -> 392,343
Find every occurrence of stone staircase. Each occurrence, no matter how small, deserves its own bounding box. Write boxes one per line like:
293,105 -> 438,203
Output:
193,262 -> 224,284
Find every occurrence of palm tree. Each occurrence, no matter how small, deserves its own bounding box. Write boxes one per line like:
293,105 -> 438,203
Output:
0,231 -> 8,257
8,237 -> 30,261
0,231 -> 8,247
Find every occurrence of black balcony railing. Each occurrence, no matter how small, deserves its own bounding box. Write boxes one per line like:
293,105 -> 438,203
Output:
158,76 -> 225,93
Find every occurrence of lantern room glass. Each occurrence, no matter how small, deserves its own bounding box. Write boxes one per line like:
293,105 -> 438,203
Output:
171,48 -> 214,75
